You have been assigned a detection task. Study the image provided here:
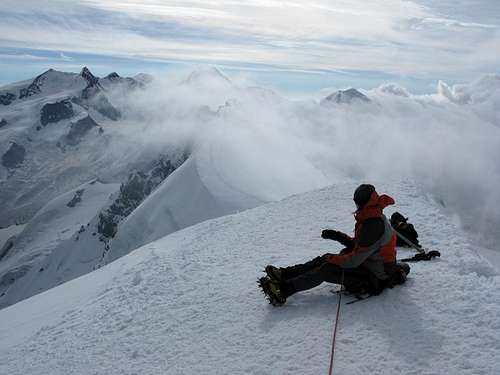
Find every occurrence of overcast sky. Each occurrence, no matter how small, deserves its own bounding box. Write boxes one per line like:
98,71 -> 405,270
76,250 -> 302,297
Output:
0,0 -> 499,94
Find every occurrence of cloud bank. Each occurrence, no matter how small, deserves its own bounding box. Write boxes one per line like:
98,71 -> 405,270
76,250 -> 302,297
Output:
107,69 -> 500,255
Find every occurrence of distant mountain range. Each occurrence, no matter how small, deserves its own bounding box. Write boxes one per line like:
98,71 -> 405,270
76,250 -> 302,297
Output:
0,66 -> 281,308
0,67 -> 181,307
1,66 -> 499,309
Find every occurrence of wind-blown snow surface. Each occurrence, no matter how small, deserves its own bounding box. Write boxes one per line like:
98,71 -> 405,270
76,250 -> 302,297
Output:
0,181 -> 498,375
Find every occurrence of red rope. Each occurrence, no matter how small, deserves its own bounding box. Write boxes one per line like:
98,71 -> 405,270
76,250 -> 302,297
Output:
328,271 -> 344,375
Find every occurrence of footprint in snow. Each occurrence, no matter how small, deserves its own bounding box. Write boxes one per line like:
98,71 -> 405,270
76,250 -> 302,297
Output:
131,271 -> 143,286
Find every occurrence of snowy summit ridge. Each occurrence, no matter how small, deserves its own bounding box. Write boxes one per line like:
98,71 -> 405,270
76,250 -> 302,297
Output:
0,182 -> 499,374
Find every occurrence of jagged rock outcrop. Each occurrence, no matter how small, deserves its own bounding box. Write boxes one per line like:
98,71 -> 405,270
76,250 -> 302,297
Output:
106,72 -> 120,80
97,157 -> 182,239
19,69 -> 55,99
67,189 -> 85,207
19,81 -> 42,99
321,88 -> 371,105
0,237 -> 14,262
40,99 -> 74,126
74,86 -> 121,120
0,92 -> 16,106
0,265 -> 30,293
80,67 -> 99,88
72,68 -> 121,121
2,142 -> 26,169
65,115 -> 99,145
103,72 -> 144,90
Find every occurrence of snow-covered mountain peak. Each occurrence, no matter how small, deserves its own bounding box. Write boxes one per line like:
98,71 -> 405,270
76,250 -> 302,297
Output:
99,71 -> 147,91
183,66 -> 232,87
320,88 -> 371,105
0,68 -> 88,106
106,72 -> 120,80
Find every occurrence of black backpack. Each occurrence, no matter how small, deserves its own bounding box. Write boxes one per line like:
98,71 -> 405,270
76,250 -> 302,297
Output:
390,212 -> 420,248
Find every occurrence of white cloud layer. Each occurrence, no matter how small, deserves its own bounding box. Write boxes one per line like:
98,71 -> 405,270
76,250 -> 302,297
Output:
0,0 -> 498,80
103,69 -> 500,253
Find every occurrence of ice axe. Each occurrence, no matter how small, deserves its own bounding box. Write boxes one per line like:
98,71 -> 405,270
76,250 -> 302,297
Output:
392,226 -> 441,262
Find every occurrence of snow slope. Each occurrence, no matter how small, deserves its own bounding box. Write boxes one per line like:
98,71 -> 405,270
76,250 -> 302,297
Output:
0,180 -> 118,307
107,150 -> 264,262
0,180 -> 498,375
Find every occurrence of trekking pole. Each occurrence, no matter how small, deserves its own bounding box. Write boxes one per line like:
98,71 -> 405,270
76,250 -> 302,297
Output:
391,227 -> 441,261
391,227 -> 425,254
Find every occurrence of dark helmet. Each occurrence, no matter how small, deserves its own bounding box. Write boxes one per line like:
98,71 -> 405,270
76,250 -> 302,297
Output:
353,184 -> 375,210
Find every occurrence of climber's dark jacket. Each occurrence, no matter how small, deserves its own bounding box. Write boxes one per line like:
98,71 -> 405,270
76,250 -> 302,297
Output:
326,191 -> 397,280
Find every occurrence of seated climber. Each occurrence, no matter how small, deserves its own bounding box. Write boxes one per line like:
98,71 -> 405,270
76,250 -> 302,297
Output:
259,184 -> 410,306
